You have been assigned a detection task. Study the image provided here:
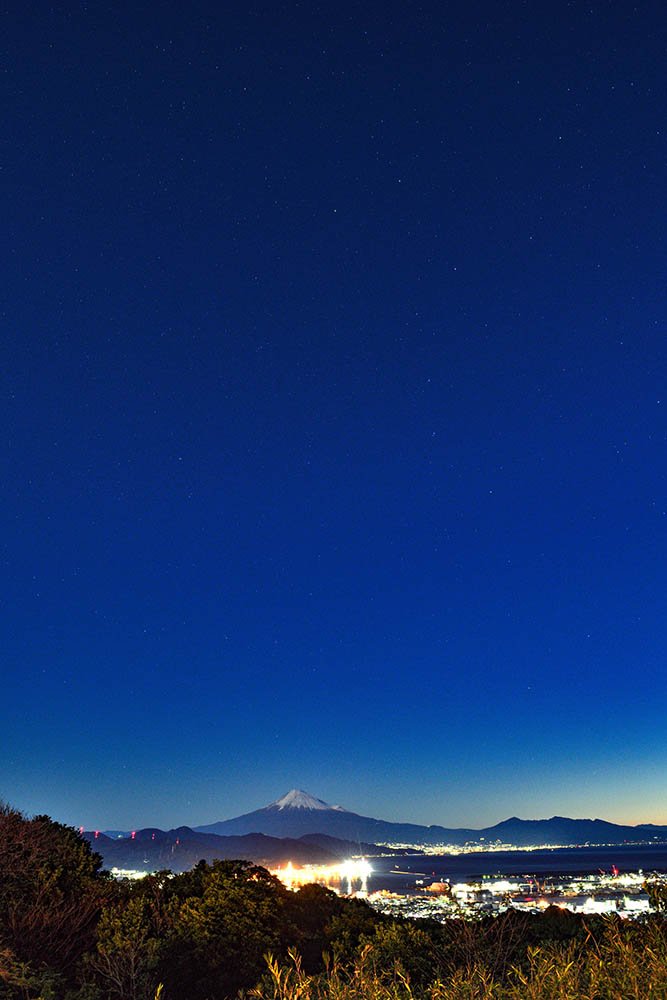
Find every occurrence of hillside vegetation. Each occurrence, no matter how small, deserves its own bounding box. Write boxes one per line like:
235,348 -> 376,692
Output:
2,804 -> 667,1000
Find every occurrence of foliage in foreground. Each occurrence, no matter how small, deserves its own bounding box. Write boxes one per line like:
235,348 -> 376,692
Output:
253,917 -> 667,1000
3,802 -> 667,999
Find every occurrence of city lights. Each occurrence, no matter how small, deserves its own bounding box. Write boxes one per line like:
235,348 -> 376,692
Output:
272,858 -> 373,893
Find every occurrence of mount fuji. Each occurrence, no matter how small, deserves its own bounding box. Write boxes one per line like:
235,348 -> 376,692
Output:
194,789 -> 667,847
194,789 -> 359,839
194,788 -> 477,843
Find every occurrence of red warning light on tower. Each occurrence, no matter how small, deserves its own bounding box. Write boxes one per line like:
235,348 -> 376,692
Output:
131,831 -> 136,840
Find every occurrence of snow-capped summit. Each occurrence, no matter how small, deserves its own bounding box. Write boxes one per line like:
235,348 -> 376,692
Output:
194,789 -> 356,838
269,789 -> 343,812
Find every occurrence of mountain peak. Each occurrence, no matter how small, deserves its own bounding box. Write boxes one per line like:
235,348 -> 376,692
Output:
269,789 -> 342,812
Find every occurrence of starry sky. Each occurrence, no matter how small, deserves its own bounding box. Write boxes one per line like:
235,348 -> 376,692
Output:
3,2 -> 667,831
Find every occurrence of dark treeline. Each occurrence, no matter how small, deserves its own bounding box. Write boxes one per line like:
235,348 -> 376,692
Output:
2,804 -> 667,1000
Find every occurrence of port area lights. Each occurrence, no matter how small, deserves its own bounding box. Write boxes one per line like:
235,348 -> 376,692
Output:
273,858 -> 373,888
339,859 -> 373,882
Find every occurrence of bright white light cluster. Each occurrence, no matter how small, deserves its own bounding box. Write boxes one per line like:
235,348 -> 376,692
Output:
339,859 -> 373,881
272,858 -> 373,891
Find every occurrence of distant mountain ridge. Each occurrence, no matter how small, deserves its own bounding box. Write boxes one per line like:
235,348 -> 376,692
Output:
85,824 -> 401,874
193,789 -> 667,847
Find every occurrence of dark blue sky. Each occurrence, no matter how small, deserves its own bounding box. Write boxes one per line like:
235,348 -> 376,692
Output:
3,1 -> 667,830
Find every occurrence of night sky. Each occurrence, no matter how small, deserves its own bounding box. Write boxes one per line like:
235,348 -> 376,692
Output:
3,2 -> 667,831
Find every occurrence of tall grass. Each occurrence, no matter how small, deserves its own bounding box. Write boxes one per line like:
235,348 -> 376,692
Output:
250,918 -> 667,1000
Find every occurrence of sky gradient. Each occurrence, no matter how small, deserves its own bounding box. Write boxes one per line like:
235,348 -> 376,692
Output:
3,1 -> 667,831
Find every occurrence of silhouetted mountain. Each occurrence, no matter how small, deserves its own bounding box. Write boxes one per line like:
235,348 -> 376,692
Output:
480,816 -> 667,847
195,789 -> 481,843
83,825 -> 395,874
194,790 -> 667,847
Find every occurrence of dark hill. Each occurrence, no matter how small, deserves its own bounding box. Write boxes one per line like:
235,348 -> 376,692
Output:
84,827 -> 393,874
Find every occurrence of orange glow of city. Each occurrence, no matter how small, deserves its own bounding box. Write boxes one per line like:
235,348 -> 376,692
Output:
271,859 -> 373,893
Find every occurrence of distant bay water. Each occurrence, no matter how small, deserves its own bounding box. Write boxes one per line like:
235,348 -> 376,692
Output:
366,844 -> 667,892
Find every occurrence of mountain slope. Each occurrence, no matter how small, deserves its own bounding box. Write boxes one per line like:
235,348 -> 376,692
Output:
481,815 -> 667,847
84,826 -> 391,874
195,789 -> 479,843
194,790 -> 667,847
